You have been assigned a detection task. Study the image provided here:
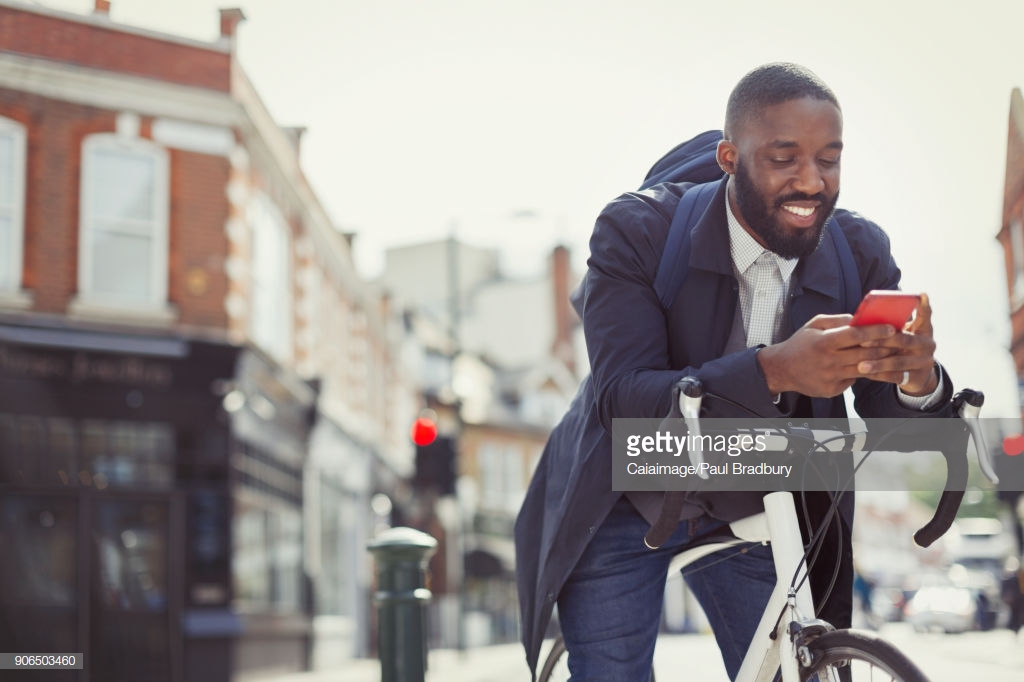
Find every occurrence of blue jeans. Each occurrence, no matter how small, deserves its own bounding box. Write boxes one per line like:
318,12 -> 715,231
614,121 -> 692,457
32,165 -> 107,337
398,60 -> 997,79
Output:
558,496 -> 775,681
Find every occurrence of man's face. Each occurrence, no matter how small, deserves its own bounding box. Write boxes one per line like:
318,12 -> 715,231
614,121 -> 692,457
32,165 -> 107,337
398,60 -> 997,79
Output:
719,97 -> 843,259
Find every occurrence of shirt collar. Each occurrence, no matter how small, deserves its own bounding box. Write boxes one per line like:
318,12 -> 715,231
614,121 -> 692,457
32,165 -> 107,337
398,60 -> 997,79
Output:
725,189 -> 799,283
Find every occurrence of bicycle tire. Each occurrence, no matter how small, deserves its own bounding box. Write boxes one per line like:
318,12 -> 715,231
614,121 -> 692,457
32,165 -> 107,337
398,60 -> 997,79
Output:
799,629 -> 929,682
537,636 -> 656,682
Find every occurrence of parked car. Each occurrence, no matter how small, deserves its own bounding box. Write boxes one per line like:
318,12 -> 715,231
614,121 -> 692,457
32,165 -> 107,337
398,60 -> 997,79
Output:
949,560 -> 1006,630
905,584 -> 978,634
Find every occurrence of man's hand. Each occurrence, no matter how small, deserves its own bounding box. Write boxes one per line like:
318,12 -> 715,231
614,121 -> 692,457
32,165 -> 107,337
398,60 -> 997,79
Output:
757,295 -> 940,399
855,293 -> 939,396
757,314 -> 899,397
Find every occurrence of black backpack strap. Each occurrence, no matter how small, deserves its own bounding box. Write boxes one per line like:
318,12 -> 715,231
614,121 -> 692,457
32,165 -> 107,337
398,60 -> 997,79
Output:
653,180 -> 719,309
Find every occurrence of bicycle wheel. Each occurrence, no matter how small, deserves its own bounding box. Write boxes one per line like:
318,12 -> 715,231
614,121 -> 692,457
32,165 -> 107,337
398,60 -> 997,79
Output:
799,629 -> 929,682
537,636 -> 656,682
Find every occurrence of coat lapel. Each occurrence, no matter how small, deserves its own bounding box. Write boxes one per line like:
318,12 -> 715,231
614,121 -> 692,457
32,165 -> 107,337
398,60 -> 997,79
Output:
787,220 -> 849,417
787,219 -> 847,331
668,178 -> 737,366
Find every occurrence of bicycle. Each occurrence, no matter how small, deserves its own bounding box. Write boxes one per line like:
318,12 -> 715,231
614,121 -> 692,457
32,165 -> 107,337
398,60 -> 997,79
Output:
538,378 -> 994,682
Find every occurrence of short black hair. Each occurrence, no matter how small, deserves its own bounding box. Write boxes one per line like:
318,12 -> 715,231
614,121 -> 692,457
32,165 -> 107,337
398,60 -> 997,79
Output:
724,63 -> 839,138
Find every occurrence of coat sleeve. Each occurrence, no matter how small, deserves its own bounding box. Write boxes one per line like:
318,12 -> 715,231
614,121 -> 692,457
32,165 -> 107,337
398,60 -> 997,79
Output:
580,189 -> 685,430
580,187 -> 782,430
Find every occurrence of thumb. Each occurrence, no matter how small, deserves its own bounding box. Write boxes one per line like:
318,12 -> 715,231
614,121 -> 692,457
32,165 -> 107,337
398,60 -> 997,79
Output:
907,293 -> 932,335
804,313 -> 854,330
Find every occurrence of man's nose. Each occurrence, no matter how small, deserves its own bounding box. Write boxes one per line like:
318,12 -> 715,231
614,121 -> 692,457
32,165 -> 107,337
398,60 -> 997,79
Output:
793,160 -> 825,195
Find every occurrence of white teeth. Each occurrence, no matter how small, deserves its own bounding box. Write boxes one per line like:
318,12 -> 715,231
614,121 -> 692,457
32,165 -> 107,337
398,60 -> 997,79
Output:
783,205 -> 814,217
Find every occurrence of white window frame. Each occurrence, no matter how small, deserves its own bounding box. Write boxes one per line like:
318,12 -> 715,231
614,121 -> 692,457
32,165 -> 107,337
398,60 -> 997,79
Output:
248,192 -> 294,363
0,115 -> 28,303
478,441 -> 526,513
75,133 -> 170,316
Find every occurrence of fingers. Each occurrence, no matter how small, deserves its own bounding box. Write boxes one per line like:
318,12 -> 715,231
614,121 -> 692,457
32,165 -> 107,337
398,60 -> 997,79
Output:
854,293 -> 937,393
906,292 -> 932,336
856,354 -> 935,379
805,313 -> 854,330
855,330 -> 935,371
820,321 -> 897,349
859,363 -> 938,395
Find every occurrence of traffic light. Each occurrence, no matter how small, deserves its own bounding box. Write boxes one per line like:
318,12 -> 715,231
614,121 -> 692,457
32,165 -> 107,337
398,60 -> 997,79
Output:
414,435 -> 456,496
410,415 -> 438,446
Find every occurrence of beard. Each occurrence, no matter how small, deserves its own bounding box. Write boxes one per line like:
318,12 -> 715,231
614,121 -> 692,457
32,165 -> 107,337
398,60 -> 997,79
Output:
733,160 -> 838,259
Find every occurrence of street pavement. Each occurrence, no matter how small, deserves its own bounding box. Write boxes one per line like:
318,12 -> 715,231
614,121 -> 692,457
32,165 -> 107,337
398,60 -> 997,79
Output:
261,636 -> 728,682
262,640 -> 529,682
262,626 -> 1024,681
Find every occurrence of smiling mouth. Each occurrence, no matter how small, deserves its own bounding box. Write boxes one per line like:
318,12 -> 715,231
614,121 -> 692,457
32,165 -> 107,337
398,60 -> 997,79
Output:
782,204 -> 816,218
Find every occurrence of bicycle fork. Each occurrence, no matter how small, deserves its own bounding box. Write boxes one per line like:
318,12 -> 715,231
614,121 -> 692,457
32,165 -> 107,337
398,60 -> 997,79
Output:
735,492 -> 818,682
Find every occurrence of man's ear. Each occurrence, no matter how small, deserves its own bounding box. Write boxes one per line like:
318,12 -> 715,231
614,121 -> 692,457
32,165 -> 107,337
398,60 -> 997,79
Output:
717,139 -> 738,175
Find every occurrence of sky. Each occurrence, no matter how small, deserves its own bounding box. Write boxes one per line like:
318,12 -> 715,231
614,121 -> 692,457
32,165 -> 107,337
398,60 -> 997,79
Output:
23,0 -> 1024,419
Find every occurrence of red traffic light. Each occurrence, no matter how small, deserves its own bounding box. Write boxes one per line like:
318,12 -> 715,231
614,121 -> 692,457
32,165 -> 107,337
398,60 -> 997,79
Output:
411,416 -> 438,446
1003,433 -> 1024,456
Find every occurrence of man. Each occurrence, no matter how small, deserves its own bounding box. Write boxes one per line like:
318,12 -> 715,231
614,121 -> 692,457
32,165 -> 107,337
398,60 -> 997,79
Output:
515,63 -> 953,681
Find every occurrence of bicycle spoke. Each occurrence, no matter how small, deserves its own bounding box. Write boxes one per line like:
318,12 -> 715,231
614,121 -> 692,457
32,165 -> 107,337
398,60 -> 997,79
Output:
801,629 -> 928,682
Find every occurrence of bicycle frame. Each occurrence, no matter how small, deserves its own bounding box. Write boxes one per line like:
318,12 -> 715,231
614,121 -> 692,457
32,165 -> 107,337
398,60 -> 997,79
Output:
654,382 -> 994,682
667,491 -> 816,682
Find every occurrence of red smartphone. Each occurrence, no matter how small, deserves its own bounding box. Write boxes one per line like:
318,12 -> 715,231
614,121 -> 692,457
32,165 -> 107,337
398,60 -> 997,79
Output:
849,290 -> 921,329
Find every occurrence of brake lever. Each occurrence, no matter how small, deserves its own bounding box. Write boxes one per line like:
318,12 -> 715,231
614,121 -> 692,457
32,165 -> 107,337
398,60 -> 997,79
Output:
954,389 -> 997,485
677,376 -> 709,479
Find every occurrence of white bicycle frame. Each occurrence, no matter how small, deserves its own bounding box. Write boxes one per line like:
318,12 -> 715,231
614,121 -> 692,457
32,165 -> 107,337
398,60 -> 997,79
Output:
652,382 -> 993,682
666,491 -> 817,682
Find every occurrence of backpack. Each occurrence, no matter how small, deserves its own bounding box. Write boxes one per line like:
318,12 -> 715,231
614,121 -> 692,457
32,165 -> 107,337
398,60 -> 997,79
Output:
638,130 -> 861,312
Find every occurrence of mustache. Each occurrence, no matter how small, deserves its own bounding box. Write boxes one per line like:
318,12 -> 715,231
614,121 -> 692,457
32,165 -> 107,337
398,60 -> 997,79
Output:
774,192 -> 828,207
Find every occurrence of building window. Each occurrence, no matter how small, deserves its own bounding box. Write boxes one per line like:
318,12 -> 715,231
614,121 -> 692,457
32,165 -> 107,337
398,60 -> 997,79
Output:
0,116 -> 26,294
479,442 -> 526,513
249,194 -> 293,363
78,134 -> 169,308
233,495 -> 303,612
81,420 -> 175,489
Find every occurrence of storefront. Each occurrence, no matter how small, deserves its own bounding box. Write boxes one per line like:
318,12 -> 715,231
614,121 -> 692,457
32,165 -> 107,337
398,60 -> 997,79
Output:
0,324 -> 320,682
226,349 -> 316,680
0,323 -> 238,682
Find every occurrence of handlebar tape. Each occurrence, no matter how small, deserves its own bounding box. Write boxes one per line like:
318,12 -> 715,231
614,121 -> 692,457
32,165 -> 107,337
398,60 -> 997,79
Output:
914,489 -> 965,548
913,397 -> 973,547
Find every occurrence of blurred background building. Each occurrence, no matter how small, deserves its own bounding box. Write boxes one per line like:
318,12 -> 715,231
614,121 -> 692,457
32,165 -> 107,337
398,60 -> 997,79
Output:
0,3 -> 422,681
995,85 -> 1024,605
378,239 -> 582,649
0,3 -> 583,680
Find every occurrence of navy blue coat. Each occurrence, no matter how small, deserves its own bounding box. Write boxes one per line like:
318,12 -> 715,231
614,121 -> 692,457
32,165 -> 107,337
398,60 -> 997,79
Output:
514,177 -> 954,677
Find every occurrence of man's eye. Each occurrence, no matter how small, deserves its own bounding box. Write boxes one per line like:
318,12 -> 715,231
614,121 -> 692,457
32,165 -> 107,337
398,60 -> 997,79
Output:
819,157 -> 841,166
770,158 -> 794,165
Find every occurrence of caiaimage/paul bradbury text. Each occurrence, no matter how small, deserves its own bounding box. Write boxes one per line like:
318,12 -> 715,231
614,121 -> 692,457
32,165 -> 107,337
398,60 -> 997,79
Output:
625,461 -> 793,478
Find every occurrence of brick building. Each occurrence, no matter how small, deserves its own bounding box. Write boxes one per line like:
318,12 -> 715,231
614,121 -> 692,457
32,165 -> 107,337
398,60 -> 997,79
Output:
998,88 -> 1024,392
0,3 -> 417,680
996,87 -> 1024,585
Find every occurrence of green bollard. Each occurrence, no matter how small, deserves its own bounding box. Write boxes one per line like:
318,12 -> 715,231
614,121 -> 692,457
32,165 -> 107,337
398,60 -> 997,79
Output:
368,527 -> 438,682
